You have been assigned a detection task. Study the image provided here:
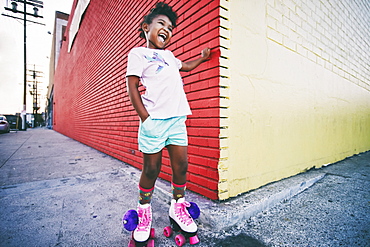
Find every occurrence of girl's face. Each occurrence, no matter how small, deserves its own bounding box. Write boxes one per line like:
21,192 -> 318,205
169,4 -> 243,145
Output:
143,15 -> 173,49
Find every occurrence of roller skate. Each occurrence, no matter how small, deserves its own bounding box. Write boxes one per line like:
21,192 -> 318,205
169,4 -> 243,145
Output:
123,204 -> 155,247
163,198 -> 200,246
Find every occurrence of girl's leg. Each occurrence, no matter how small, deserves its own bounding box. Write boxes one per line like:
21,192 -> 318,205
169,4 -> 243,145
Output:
167,145 -> 188,200
167,145 -> 198,236
138,151 -> 162,204
133,152 -> 162,242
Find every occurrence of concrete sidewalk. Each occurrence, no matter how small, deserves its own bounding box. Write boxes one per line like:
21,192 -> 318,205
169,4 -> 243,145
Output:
0,128 -> 369,246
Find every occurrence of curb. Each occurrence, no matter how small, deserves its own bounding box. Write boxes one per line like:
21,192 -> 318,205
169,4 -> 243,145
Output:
120,163 -> 326,232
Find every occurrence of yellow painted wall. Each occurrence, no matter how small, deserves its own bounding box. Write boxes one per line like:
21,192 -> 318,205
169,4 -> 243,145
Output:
218,0 -> 370,200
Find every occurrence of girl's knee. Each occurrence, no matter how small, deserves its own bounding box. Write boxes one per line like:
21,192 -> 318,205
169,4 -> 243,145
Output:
175,160 -> 188,176
143,162 -> 161,180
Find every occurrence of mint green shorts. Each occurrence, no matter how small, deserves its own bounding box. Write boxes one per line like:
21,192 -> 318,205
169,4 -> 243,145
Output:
138,116 -> 188,154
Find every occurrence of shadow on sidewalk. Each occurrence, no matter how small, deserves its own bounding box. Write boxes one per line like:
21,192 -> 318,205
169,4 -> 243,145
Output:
213,233 -> 267,247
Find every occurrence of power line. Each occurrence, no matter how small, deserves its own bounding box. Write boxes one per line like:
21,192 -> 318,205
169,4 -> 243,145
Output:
2,0 -> 44,130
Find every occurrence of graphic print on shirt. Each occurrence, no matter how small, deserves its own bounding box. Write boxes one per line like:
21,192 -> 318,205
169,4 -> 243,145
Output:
144,52 -> 169,74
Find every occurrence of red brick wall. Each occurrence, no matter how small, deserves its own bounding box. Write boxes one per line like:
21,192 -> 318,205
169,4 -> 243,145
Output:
53,0 -> 221,200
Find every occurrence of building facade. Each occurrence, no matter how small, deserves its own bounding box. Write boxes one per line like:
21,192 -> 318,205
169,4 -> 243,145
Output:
47,11 -> 69,129
53,0 -> 370,200
218,0 -> 370,200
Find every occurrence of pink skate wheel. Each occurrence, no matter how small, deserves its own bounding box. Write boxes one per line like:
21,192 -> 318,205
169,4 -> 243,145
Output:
175,234 -> 186,247
163,226 -> 173,237
189,235 -> 200,245
147,239 -> 155,247
150,228 -> 155,238
127,239 -> 135,247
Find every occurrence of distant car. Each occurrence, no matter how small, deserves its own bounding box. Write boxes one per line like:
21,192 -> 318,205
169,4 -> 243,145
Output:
4,114 -> 22,130
0,116 -> 10,133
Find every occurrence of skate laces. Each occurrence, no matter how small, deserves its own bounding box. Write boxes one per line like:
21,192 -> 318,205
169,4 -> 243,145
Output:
136,205 -> 151,232
174,200 -> 193,226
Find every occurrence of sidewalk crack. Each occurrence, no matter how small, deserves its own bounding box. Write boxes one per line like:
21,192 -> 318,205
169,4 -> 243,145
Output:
0,133 -> 33,169
55,198 -> 65,245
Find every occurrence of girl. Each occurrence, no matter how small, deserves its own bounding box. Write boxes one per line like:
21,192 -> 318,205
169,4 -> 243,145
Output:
126,2 -> 210,244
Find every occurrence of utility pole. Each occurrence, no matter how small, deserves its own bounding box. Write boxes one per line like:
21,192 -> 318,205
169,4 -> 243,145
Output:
28,64 -> 43,127
2,0 -> 44,130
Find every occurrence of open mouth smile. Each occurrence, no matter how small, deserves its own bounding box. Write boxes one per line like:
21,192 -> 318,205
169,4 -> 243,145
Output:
158,33 -> 167,43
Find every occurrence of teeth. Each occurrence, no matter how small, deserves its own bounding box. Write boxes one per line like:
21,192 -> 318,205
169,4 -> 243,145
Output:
159,34 -> 166,42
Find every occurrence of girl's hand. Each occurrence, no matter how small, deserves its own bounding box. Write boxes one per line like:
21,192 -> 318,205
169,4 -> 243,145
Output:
201,48 -> 211,61
180,48 -> 211,72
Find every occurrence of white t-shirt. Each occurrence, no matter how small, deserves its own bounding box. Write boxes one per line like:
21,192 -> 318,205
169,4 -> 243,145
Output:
126,47 -> 191,119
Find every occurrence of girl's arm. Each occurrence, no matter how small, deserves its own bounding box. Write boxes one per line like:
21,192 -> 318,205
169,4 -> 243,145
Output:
180,48 -> 211,72
127,76 -> 149,122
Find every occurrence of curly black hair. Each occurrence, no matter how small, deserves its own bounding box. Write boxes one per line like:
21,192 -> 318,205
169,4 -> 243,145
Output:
139,2 -> 178,39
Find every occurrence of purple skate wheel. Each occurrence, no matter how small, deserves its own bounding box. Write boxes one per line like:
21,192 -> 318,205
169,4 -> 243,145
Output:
123,209 -> 138,231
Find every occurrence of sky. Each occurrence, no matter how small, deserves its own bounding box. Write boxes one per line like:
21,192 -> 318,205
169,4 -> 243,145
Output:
0,0 -> 74,115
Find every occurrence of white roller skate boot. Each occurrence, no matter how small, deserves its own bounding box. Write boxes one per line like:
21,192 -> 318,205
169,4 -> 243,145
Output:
169,198 -> 197,234
133,203 -> 152,243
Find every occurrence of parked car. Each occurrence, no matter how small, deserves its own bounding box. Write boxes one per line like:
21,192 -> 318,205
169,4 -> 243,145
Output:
0,116 -> 10,133
4,114 -> 22,130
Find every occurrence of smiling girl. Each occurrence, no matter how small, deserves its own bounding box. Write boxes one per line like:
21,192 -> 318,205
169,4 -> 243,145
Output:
125,2 -> 210,245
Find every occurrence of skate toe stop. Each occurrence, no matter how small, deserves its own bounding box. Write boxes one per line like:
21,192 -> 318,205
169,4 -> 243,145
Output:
189,235 -> 200,245
123,210 -> 139,231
